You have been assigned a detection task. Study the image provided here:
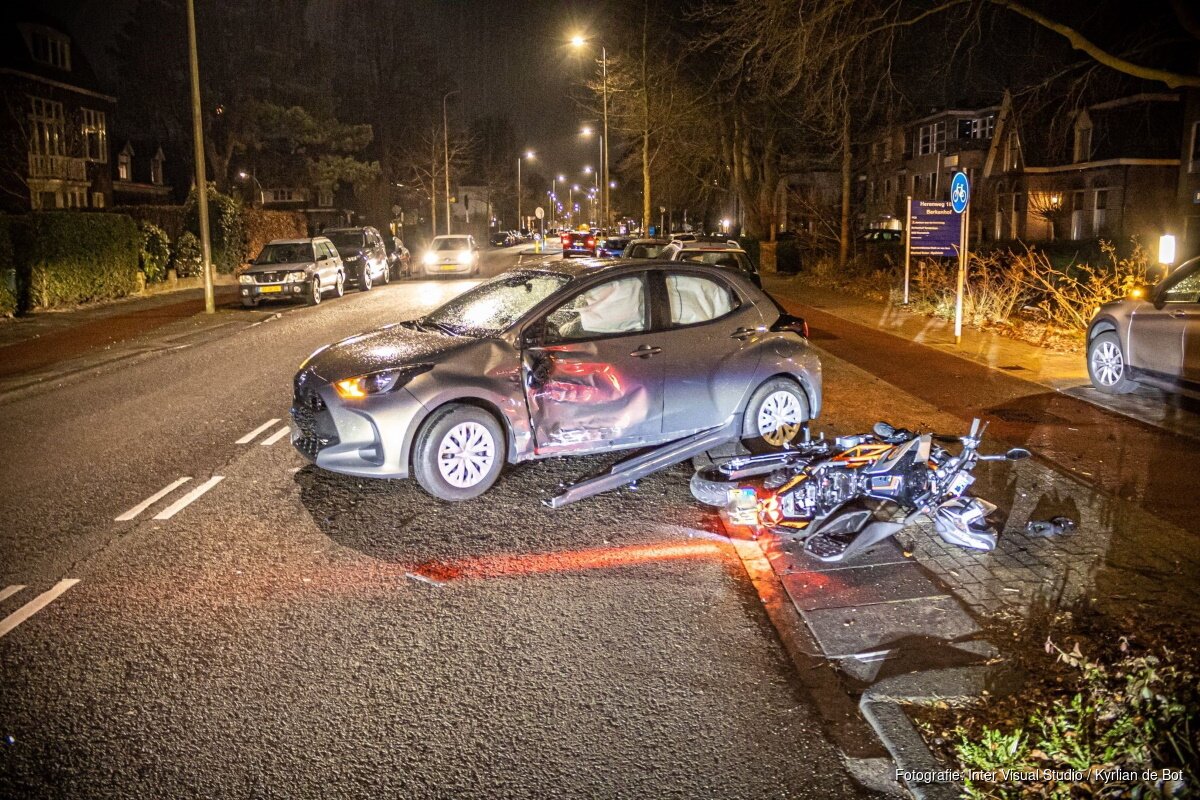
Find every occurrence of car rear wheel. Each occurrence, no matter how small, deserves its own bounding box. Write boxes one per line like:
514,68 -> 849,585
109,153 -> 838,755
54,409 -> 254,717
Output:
307,277 -> 321,306
380,263 -> 391,285
1088,331 -> 1138,394
413,405 -> 505,501
742,377 -> 809,454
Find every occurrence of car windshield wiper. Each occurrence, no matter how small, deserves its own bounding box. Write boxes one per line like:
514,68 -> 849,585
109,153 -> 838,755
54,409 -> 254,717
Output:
412,318 -> 462,336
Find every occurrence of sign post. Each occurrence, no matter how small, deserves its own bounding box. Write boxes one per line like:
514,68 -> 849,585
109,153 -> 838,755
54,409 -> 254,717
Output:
903,195 -> 912,304
535,206 -> 545,252
950,171 -> 970,345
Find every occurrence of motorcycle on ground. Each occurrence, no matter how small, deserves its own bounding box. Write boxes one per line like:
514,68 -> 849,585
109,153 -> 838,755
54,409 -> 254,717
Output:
690,419 -> 1030,563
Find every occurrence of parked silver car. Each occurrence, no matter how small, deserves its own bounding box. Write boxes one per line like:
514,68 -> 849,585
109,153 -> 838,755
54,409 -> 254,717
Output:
1086,255 -> 1200,397
239,237 -> 345,307
291,260 -> 822,500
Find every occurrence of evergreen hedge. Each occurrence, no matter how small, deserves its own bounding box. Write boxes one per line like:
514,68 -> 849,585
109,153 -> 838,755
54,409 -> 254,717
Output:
184,185 -> 246,274
0,217 -> 16,316
9,212 -> 140,309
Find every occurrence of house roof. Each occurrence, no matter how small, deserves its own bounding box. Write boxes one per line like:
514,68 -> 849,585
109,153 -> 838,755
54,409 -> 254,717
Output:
0,5 -> 112,101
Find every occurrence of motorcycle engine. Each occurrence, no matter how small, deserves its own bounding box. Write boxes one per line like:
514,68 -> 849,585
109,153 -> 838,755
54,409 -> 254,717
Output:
784,466 -> 863,518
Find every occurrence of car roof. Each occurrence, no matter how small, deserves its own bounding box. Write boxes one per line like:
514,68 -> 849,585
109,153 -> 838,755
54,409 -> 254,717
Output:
323,227 -> 373,235
267,238 -> 321,245
518,257 -> 754,283
672,243 -> 746,253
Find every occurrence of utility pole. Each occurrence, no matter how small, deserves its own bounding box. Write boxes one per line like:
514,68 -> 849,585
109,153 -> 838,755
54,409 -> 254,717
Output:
443,89 -> 458,236
185,0 -> 214,314
601,44 -> 609,228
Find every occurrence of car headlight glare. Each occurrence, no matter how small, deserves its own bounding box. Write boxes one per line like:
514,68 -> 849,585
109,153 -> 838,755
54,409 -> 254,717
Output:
423,252 -> 438,265
239,274 -> 255,285
456,251 -> 473,265
333,364 -> 433,399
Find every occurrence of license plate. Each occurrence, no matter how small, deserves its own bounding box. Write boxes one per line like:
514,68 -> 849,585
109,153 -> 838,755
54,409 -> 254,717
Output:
260,285 -> 282,293
440,264 -> 458,270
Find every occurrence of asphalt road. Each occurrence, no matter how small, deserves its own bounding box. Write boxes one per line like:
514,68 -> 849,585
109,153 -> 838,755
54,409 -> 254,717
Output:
0,245 -> 871,798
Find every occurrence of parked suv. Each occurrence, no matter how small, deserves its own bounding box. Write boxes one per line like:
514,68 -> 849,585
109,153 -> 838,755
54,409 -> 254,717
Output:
239,237 -> 344,307
1086,255 -> 1200,397
324,226 -> 390,291
659,240 -> 760,287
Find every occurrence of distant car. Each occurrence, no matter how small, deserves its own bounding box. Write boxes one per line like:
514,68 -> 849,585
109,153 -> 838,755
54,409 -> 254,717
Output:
291,260 -> 821,501
324,226 -> 390,291
621,238 -> 671,259
420,235 -> 480,277
560,229 -> 597,258
489,231 -> 514,247
670,232 -> 698,243
659,241 -> 760,287
595,236 -> 630,258
387,236 -> 411,279
1086,255 -> 1200,397
239,237 -> 344,307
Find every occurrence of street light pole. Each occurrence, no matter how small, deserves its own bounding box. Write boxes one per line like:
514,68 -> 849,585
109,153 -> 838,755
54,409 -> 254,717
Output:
601,45 -> 609,229
516,151 -> 534,233
185,0 -> 214,314
443,89 -> 459,235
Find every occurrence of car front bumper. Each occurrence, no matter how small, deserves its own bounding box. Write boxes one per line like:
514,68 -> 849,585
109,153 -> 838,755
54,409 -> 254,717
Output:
291,381 -> 427,479
241,281 -> 309,301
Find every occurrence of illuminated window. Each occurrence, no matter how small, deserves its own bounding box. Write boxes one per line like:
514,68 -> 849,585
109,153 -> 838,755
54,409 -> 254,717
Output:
29,97 -> 66,157
318,188 -> 333,207
81,109 -> 107,162
1073,126 -> 1092,163
1004,131 -> 1021,171
150,150 -> 164,185
117,150 -> 131,180
92,192 -> 104,208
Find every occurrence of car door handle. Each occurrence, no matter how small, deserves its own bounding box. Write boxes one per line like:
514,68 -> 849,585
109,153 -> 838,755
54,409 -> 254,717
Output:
731,327 -> 755,340
630,345 -> 662,358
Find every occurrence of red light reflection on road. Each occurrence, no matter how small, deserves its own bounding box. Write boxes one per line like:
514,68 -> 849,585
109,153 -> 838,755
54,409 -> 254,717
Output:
411,540 -> 725,583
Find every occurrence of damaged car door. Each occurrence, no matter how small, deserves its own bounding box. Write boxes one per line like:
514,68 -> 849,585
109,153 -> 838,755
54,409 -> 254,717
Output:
521,273 -> 667,454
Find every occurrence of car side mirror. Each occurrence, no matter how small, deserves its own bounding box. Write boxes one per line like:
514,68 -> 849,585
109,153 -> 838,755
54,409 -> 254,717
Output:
1006,447 -> 1032,461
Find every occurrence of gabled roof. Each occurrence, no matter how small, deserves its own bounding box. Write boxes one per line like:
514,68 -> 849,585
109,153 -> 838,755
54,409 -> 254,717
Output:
0,6 -> 111,101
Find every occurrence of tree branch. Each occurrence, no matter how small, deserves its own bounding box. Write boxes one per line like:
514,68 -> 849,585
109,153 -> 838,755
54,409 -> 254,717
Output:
991,0 -> 1200,88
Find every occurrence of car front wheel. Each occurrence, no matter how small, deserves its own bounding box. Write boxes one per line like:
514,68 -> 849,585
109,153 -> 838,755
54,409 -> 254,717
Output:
413,405 -> 505,501
307,277 -> 321,305
360,265 -> 372,291
1087,331 -> 1138,394
333,271 -> 345,298
742,377 -> 810,453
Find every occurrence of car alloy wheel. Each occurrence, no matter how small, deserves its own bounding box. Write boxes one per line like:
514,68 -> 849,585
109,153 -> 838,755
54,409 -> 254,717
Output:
1087,331 -> 1137,394
757,390 -> 804,446
437,421 -> 495,488
360,266 -> 372,291
308,277 -> 321,305
334,272 -> 345,297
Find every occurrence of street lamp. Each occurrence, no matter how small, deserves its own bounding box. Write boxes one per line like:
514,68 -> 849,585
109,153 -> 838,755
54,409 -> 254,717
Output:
553,174 -> 565,227
571,35 -> 609,228
517,150 -> 534,232
443,89 -> 460,235
237,170 -> 264,207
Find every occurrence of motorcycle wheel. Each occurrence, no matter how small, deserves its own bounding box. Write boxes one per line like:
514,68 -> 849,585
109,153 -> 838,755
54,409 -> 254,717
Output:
689,465 -> 740,507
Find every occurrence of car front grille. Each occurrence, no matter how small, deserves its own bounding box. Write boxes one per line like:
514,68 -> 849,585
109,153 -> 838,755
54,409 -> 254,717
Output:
256,271 -> 286,283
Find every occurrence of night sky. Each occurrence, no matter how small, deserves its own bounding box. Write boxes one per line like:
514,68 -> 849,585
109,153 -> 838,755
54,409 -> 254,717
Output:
42,0 -> 616,180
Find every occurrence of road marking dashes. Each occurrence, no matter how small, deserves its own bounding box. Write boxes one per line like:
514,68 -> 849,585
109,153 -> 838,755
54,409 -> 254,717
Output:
261,425 -> 291,446
153,476 -> 225,520
0,579 -> 80,639
0,584 -> 27,603
115,477 -> 192,521
236,418 -> 281,444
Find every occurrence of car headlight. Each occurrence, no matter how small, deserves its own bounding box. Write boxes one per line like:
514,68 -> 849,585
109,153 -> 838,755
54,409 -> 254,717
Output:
333,364 -> 434,399
239,274 -> 255,285
286,271 -> 307,283
423,252 -> 438,265
456,250 -> 473,265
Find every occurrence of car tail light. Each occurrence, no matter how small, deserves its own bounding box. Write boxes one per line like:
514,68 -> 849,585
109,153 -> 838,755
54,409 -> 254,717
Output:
586,237 -> 595,246
561,234 -> 570,244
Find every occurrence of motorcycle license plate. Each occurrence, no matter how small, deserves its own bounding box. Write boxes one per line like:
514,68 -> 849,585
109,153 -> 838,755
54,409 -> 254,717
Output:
726,487 -> 758,526
949,472 -> 974,494
260,285 -> 282,293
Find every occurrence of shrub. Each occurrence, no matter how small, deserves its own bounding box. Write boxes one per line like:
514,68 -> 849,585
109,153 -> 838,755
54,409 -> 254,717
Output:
1022,241 -> 1149,334
242,208 -> 307,264
0,216 -> 15,316
10,212 -> 140,309
172,231 -> 203,278
184,184 -> 246,274
138,221 -> 171,283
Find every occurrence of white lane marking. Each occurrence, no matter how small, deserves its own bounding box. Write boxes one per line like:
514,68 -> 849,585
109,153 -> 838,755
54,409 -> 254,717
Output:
115,477 -> 192,521
152,476 -> 225,520
0,585 -> 26,603
236,418 -> 281,444
0,579 -> 80,639
261,425 -> 291,446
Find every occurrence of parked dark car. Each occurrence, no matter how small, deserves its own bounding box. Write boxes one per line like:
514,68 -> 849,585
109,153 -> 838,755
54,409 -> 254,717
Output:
292,260 -> 822,500
325,227 -> 390,291
387,236 -> 411,279
489,231 -> 514,247
596,236 -> 630,258
239,237 -> 345,307
1086,255 -> 1200,398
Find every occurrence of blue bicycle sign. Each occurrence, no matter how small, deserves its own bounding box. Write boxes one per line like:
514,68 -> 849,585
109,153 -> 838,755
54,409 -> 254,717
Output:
950,172 -> 970,214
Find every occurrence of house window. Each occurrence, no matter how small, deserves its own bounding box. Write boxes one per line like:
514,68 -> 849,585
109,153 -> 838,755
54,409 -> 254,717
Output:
117,151 -> 131,180
29,98 -> 66,157
884,178 -> 892,197
269,188 -> 299,202
150,154 -> 164,185
928,172 -> 938,198
81,109 -> 107,163
317,188 -> 333,207
969,116 -> 995,139
92,192 -> 104,208
917,122 -> 947,156
913,174 -> 922,193
28,29 -> 71,70
1073,126 -> 1092,163
883,137 -> 892,161
1004,131 -> 1021,171
1190,121 -> 1200,173
1093,189 -> 1108,235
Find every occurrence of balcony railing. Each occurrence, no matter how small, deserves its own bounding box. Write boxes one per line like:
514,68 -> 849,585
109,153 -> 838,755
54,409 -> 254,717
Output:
28,153 -> 87,181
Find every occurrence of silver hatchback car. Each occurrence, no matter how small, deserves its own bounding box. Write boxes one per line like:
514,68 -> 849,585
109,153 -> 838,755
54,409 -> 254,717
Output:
1087,255 -> 1200,397
291,260 -> 822,501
